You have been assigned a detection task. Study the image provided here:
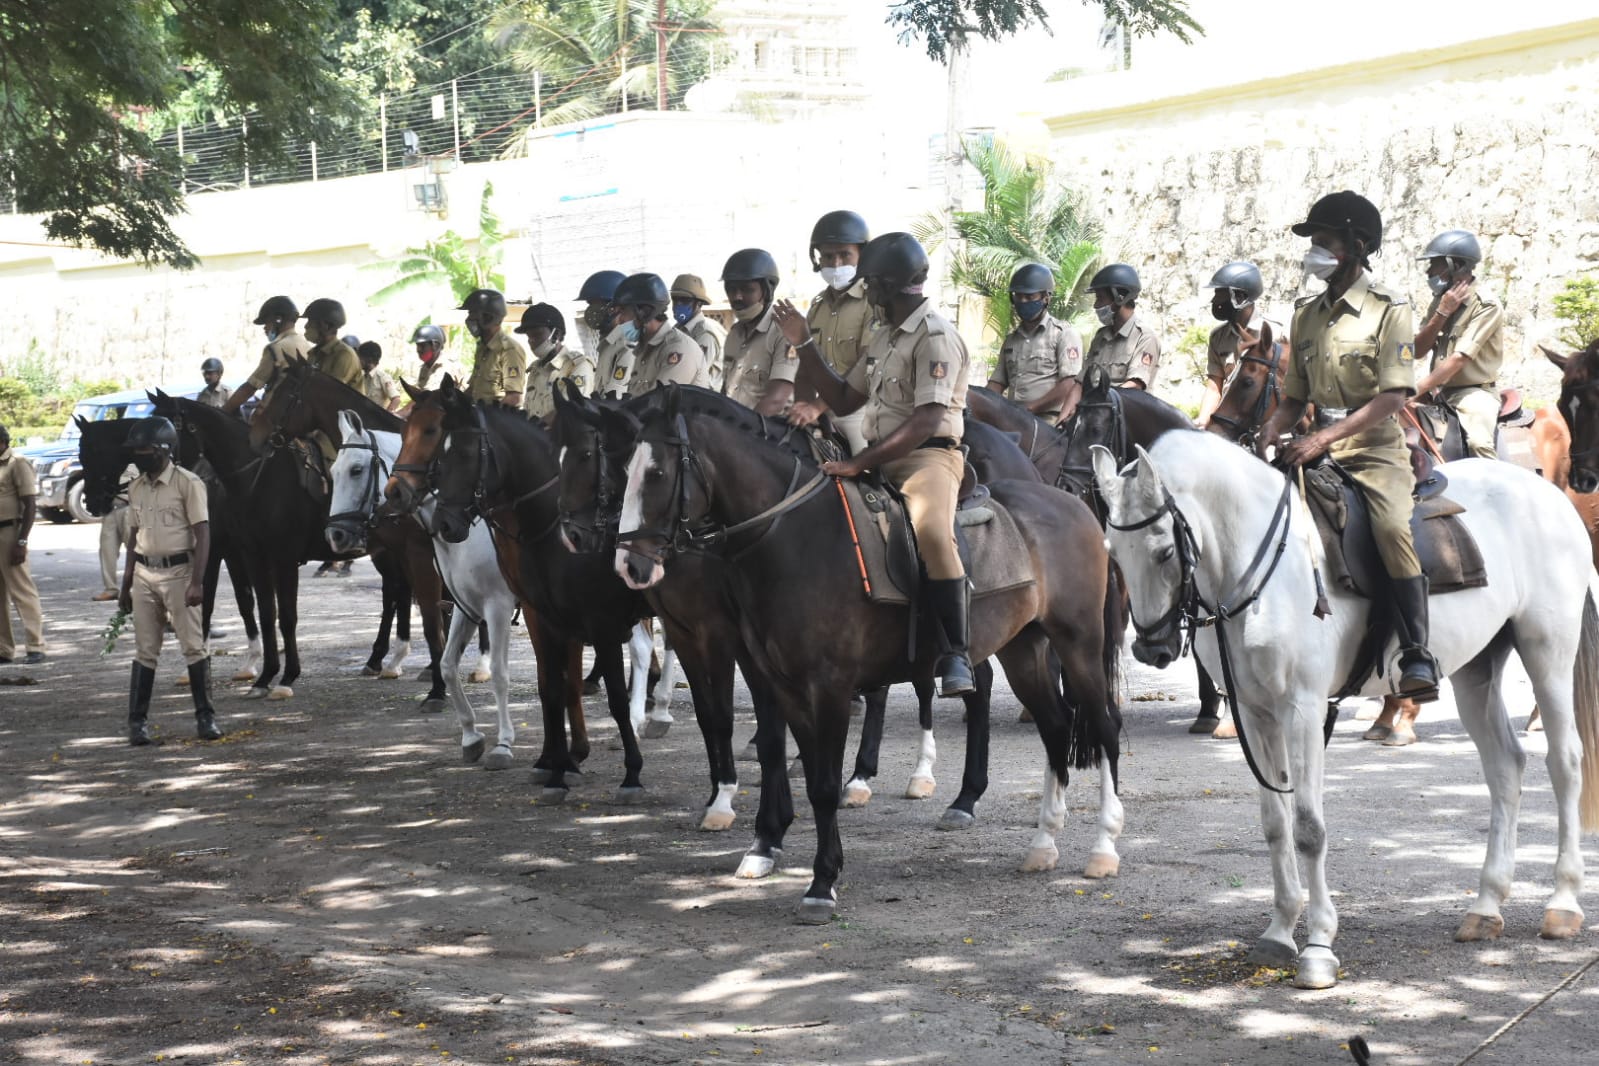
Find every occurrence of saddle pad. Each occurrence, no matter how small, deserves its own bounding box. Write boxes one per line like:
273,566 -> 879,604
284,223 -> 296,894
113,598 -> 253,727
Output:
840,480 -> 1037,605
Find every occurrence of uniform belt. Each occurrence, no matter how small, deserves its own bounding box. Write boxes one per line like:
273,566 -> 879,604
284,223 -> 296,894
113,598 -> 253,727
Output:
0,518 -> 15,530
917,436 -> 960,450
134,551 -> 191,570
1314,406 -> 1361,428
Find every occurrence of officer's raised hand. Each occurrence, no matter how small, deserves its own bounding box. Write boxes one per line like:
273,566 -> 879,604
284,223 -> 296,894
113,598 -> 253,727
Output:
1437,278 -> 1471,317
771,300 -> 812,348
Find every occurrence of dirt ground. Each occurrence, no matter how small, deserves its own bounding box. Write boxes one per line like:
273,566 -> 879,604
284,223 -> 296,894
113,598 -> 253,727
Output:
3,522 -> 1598,1066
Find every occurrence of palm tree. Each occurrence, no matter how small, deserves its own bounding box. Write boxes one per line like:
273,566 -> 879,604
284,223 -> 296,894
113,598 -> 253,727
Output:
916,139 -> 1102,350
489,0 -> 718,132
368,181 -> 507,314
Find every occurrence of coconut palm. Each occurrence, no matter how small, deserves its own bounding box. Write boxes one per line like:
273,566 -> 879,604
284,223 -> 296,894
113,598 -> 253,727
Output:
916,139 -> 1102,348
368,181 -> 507,312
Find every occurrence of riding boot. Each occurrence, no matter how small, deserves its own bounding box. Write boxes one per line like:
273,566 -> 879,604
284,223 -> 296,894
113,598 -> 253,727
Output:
1392,575 -> 1440,703
128,662 -> 155,746
189,657 -> 225,740
928,577 -> 975,698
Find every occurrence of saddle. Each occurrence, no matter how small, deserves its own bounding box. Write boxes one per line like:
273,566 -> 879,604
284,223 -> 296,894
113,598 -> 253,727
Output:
287,437 -> 332,503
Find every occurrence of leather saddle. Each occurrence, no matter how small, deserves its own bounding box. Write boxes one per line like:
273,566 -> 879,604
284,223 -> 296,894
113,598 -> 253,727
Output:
286,436 -> 332,503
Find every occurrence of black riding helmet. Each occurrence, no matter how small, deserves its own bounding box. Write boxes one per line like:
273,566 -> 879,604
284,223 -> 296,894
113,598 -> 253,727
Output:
412,324 -> 445,347
809,210 -> 869,270
612,273 -> 671,321
721,248 -> 780,306
302,297 -> 347,331
1292,190 -> 1383,265
1008,262 -> 1056,295
1418,229 -> 1482,269
458,289 -> 507,322
577,270 -> 627,303
253,295 -> 298,326
858,232 -> 930,292
1206,261 -> 1264,306
1088,263 -> 1141,307
200,357 -> 224,374
125,416 -> 178,455
515,302 -> 566,342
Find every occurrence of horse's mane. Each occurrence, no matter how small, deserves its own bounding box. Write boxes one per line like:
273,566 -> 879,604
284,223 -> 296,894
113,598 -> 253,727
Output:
639,386 -> 819,465
279,358 -> 404,431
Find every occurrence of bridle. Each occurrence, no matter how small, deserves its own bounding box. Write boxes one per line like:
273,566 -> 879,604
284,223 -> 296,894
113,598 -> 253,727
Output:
327,427 -> 391,535
559,428 -> 627,555
1108,472 -> 1298,794
1056,387 -> 1126,505
258,360 -> 311,451
436,404 -> 559,541
1209,343 -> 1286,446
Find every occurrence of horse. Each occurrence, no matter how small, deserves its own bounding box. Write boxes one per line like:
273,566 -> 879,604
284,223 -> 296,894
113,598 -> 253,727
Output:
615,385 -> 1124,922
76,415 -> 263,681
246,358 -> 460,709
327,411 -> 519,767
1543,339 -> 1599,493
1092,433 -> 1599,989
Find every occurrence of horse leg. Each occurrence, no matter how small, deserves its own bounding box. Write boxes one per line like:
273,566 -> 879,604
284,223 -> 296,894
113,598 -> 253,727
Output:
268,561 -> 299,699
440,607 -> 483,763
244,560 -> 279,698
1242,703 -> 1303,969
999,634 -> 1076,872
1191,662 -> 1223,734
738,661 -> 794,878
671,634 -> 737,831
627,623 -> 668,739
565,640 -> 590,765
225,550 -> 262,681
939,659 -> 993,829
905,678 -> 938,800
1286,698 -> 1338,989
842,686 -> 888,808
200,541 -> 222,638
365,561 -> 396,676
483,606 -> 515,769
531,622 -> 580,798
789,688 -> 849,924
1361,695 -> 1404,742
382,572 -> 412,679
598,641 -> 646,801
412,560 -> 447,712
468,622 -> 492,683
644,626 -> 676,737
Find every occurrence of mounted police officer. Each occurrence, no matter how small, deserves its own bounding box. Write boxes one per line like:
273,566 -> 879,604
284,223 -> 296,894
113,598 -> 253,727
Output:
1197,261 -> 1288,429
1259,190 -> 1439,700
774,232 -> 974,697
358,341 -> 402,413
224,295 -> 311,414
577,270 -> 634,399
1412,230 -> 1502,460
409,324 -> 459,391
518,303 -> 595,423
118,417 -> 222,745
720,249 -> 799,416
299,299 -> 364,391
460,289 -> 526,408
790,209 -> 876,453
619,273 -> 710,396
671,274 -> 727,390
1058,263 -> 1161,422
985,262 -> 1083,422
198,357 -> 229,408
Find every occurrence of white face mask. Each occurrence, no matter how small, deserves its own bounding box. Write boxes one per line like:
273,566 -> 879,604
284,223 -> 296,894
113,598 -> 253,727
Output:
733,303 -> 764,323
606,321 -> 631,347
1095,305 -> 1116,327
1427,275 -> 1451,297
533,339 -> 557,359
1302,246 -> 1341,281
820,265 -> 856,291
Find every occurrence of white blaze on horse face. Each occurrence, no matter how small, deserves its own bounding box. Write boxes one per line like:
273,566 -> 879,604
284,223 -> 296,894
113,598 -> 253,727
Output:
615,443 -> 665,589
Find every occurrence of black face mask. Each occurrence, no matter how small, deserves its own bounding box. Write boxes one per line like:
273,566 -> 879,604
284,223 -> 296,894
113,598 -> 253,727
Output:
132,453 -> 164,475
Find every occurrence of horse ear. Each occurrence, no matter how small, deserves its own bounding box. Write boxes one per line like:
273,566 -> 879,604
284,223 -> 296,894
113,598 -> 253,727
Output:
341,409 -> 363,438
1131,443 -> 1164,497
1089,445 -> 1122,498
1539,343 -> 1571,372
401,378 -> 423,401
74,414 -> 90,433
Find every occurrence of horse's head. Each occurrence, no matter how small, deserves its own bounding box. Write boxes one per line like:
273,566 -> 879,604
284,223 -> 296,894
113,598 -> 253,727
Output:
1092,443 -> 1195,670
1207,342 -> 1288,446
247,356 -> 315,453
554,382 -> 639,554
1057,366 -> 1122,498
76,415 -> 135,516
426,382 -> 491,544
614,396 -> 718,591
326,410 -> 384,555
1546,341 -> 1599,492
385,375 -> 455,512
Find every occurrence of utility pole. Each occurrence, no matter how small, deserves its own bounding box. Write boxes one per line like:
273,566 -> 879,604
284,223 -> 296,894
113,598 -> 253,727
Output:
380,95 -> 388,172
656,0 -> 668,111
534,71 -> 543,128
942,45 -> 965,320
452,78 -> 461,159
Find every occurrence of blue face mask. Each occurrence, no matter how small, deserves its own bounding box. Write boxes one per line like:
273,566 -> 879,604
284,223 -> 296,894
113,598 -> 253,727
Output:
673,301 -> 695,325
1013,298 -> 1046,323
622,321 -> 642,346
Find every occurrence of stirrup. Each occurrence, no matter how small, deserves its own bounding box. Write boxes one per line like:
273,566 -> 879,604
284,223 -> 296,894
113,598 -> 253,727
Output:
1398,655 -> 1440,704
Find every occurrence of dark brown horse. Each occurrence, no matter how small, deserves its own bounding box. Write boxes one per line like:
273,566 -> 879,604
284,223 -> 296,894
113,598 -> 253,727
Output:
614,386 -> 1124,922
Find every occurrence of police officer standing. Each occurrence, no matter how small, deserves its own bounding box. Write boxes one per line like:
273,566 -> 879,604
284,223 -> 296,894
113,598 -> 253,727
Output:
458,289 -> 526,408
1412,230 -> 1502,460
358,342 -> 403,413
1259,190 -> 1438,699
408,324 -> 459,391
519,304 -> 595,423
671,274 -> 728,390
619,274 -> 710,396
1057,264 -> 1162,423
720,249 -> 799,416
1197,261 -> 1288,428
0,423 -> 45,664
986,262 -> 1084,421
791,210 -> 876,454
773,233 -> 974,697
198,358 -> 229,408
118,417 -> 222,744
577,270 -> 633,399
224,295 -> 311,414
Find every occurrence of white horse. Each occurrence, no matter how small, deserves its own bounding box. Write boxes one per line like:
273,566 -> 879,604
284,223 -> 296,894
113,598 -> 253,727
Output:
1092,434 -> 1599,990
329,411 -> 517,768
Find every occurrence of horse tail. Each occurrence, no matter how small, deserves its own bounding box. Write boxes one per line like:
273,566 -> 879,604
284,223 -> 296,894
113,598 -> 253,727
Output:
1576,584 -> 1599,833
1064,559 -> 1126,775
1101,562 -> 1125,732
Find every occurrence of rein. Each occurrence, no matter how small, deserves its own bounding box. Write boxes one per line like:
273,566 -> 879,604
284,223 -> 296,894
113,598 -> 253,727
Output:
1208,344 -> 1285,446
445,405 -> 559,541
327,428 -> 391,530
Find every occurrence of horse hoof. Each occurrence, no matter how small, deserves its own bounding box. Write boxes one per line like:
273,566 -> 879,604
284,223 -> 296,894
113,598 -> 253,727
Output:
1212,719 -> 1238,740
468,667 -> 492,684
737,742 -> 759,763
1083,852 -> 1120,879
231,668 -> 256,682
361,665 -> 381,677
241,686 -> 269,701
1020,843 -> 1059,873
419,697 -> 447,714
700,808 -> 735,832
1188,715 -> 1220,735
462,737 -> 486,764
1016,706 -> 1034,724
1293,950 -> 1340,990
540,787 -> 569,805
796,895 -> 836,925
1539,909 -> 1583,940
1247,937 -> 1298,967
1382,726 -> 1417,747
937,807 -> 975,831
642,719 -> 671,740
735,852 -> 777,879
614,786 -> 646,805
840,783 -> 872,809
1361,723 -> 1394,742
266,685 -> 294,701
1455,912 -> 1505,942
904,775 -> 936,800
530,767 -> 551,785
380,667 -> 402,680
483,748 -> 514,771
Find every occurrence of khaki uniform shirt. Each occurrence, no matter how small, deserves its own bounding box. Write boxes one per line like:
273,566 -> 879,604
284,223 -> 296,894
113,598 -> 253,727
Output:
683,314 -> 728,391
806,279 -> 876,376
362,367 -> 402,408
1206,311 -> 1288,383
197,384 -> 230,409
523,343 -> 598,421
128,462 -> 208,557
845,301 -> 969,444
244,329 -> 313,390
595,332 -> 636,399
990,313 -> 1084,413
628,323 -> 711,397
722,305 -> 799,412
1085,314 -> 1162,389
1422,286 -> 1504,390
410,355 -> 463,392
466,330 -> 528,404
309,338 -> 364,391
1286,273 -> 1416,410
0,446 -> 37,521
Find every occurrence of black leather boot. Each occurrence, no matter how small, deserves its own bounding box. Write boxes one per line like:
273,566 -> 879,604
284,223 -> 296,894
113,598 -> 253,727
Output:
1393,575 -> 1440,703
189,657 -> 224,740
929,577 -> 975,697
128,662 -> 155,746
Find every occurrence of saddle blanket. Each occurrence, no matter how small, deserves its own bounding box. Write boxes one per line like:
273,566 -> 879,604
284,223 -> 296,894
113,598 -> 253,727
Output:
841,479 -> 1036,606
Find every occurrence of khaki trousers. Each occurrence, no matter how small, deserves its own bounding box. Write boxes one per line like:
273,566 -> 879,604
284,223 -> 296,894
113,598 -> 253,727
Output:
132,562 -> 207,670
99,503 -> 130,592
1331,420 -> 1422,579
0,524 -> 44,656
1443,385 -> 1499,461
880,447 -> 966,580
